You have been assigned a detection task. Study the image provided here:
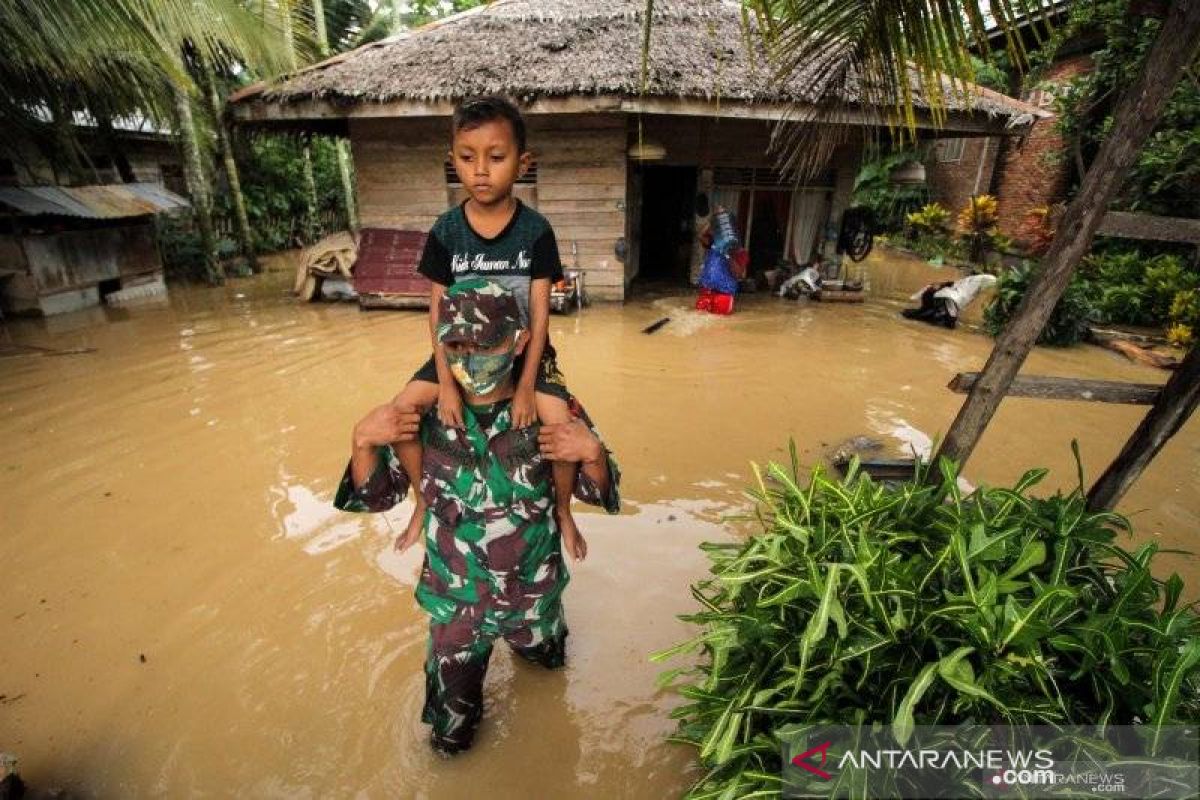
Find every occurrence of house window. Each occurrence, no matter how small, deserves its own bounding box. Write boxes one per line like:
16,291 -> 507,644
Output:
936,138 -> 966,163
0,158 -> 17,186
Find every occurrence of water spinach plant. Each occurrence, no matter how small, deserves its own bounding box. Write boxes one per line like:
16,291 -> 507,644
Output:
653,448 -> 1200,799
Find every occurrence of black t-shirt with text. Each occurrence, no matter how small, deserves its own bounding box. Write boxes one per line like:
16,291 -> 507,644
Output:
418,199 -> 563,327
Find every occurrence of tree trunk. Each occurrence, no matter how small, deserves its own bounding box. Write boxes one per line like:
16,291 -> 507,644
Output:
202,61 -> 258,273
309,0 -> 360,234
96,113 -> 136,183
280,3 -> 321,245
931,0 -> 1200,474
173,82 -> 223,286
335,140 -> 358,232
312,0 -> 330,52
47,99 -> 86,186
301,143 -> 319,244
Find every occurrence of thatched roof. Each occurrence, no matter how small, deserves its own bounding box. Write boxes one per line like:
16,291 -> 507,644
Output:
230,0 -> 1043,126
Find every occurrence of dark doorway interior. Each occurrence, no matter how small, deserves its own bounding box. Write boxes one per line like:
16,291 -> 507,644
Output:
635,165 -> 697,286
746,190 -> 791,278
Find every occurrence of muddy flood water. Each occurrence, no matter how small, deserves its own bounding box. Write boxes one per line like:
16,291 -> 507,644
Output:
2,249 -> 1197,798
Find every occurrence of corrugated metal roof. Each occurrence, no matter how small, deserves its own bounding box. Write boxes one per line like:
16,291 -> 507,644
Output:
0,182 -> 190,219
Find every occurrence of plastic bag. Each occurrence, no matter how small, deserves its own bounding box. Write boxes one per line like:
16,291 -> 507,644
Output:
699,248 -> 739,295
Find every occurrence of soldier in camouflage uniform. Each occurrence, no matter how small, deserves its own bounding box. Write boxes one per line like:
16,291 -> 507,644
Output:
334,277 -> 620,754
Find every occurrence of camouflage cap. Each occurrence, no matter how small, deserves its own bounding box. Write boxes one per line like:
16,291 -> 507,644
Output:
436,277 -> 521,347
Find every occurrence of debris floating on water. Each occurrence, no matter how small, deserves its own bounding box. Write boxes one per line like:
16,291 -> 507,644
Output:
641,317 -> 671,335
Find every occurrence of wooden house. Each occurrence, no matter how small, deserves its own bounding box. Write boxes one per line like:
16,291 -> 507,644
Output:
230,0 -> 1042,301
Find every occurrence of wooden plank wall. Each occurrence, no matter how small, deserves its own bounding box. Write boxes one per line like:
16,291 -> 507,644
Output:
349,114 -> 629,301
528,114 -> 627,300
350,117 -> 449,231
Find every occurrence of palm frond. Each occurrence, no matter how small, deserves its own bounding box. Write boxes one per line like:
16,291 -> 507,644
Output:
644,0 -> 1053,180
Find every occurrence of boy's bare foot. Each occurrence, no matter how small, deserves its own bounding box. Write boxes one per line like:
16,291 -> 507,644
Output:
395,500 -> 426,552
558,509 -> 587,562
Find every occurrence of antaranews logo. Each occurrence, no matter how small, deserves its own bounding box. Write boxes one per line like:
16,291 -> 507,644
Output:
791,741 -> 834,780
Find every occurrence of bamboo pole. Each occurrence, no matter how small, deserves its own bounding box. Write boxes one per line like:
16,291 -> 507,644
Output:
1086,344 -> 1200,511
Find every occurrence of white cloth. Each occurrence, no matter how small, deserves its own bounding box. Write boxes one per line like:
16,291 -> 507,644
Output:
778,266 -> 822,297
788,190 -> 830,264
933,273 -> 997,317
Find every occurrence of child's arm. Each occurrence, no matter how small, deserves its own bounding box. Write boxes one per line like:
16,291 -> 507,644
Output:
512,277 -> 551,426
427,282 -> 464,428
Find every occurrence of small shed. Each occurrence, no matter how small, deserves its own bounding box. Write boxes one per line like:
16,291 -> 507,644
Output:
230,0 -> 1043,301
0,183 -> 188,316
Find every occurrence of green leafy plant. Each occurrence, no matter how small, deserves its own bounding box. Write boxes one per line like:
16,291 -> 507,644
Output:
1144,256 -> 1200,320
851,147 -> 930,233
653,448 -> 1200,799
217,133 -> 349,253
1168,289 -> 1199,348
956,195 -> 1000,264
984,262 -> 1095,346
905,202 -> 951,236
1043,0 -> 1200,218
157,212 -> 209,282
1093,283 -> 1146,326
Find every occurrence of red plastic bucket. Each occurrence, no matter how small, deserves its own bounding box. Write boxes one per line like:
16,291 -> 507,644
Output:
710,293 -> 735,315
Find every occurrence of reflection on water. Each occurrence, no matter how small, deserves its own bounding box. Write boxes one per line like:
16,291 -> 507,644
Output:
1,251 -> 1196,797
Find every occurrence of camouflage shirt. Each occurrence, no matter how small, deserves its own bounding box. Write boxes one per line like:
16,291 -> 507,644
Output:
333,398 -> 620,624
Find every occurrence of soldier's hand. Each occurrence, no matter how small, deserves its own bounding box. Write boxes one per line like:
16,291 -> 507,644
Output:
353,403 -> 421,449
538,419 -> 604,464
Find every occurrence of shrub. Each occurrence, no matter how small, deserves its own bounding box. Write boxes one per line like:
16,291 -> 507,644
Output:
905,203 -> 951,236
1168,289 -> 1200,348
653,451 -> 1200,799
984,262 -> 1095,346
957,195 -> 1000,264
852,148 -> 931,233
1094,283 -> 1146,326
157,212 -> 208,282
956,194 -> 998,234
1144,255 -> 1200,320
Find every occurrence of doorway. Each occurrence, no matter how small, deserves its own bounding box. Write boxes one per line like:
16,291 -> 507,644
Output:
634,165 -> 697,286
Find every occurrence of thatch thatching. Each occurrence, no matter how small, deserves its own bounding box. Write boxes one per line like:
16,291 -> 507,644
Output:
232,0 -> 1042,123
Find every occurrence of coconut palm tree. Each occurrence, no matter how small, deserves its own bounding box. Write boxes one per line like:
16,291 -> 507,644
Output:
645,0 -> 1200,479
312,0 -> 359,233
0,0 -> 287,284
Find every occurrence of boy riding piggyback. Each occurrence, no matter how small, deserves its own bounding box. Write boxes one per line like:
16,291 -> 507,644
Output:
390,95 -> 589,562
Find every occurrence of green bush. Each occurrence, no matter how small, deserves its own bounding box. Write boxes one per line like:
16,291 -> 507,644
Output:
1094,283 -> 1146,326
851,147 -> 930,234
157,212 -> 208,282
984,262 -> 1095,346
654,451 -> 1200,799
1144,255 -> 1200,319
1081,251 -> 1200,329
219,134 -> 350,252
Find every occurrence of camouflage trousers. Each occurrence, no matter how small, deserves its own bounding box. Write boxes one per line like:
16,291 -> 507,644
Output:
422,596 -> 568,753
